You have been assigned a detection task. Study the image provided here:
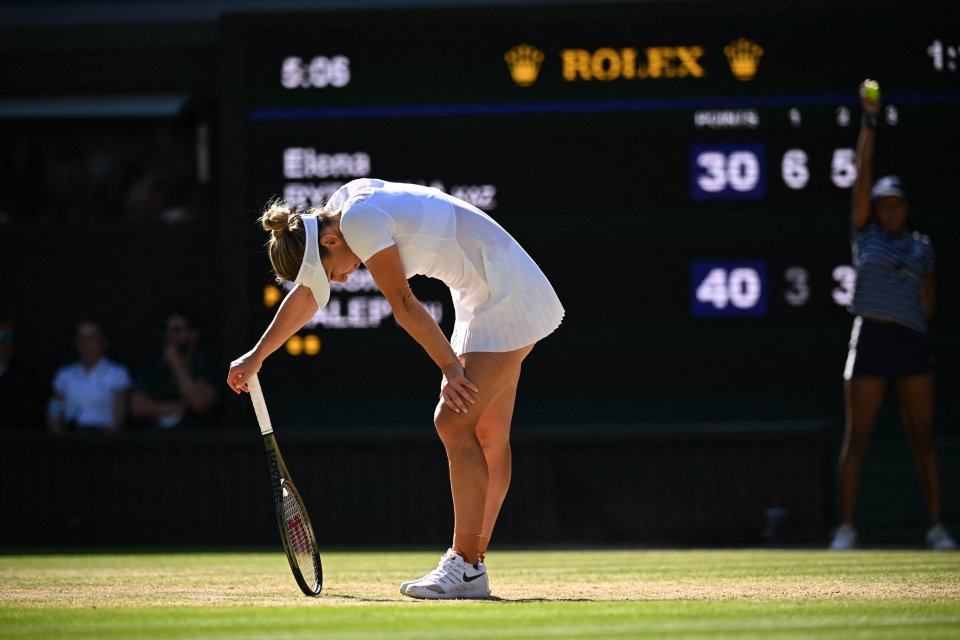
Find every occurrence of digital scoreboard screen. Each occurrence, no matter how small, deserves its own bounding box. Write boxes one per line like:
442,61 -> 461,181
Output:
220,1 -> 960,426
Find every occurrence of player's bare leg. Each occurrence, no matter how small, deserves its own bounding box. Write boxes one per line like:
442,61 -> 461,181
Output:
832,377 -> 886,549
403,344 -> 533,599
475,372 -> 522,560
840,377 -> 887,522
895,374 -> 956,549
436,345 -> 532,563
896,374 -> 938,523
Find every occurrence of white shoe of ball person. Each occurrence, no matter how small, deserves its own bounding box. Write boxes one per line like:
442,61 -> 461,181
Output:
829,523 -> 857,550
926,523 -> 958,551
401,548 -> 490,599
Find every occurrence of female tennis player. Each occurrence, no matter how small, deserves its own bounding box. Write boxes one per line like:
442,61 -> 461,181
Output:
829,81 -> 956,551
226,179 -> 564,598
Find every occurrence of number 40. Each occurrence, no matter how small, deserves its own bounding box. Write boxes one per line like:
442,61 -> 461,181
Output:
696,267 -> 763,309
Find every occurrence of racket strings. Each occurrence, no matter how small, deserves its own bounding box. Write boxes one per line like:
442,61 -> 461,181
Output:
282,487 -> 320,587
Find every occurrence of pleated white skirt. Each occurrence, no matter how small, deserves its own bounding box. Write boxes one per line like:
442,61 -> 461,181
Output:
448,239 -> 564,355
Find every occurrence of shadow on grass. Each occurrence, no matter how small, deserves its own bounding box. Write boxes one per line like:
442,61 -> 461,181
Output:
488,596 -> 595,603
319,594 -> 599,603
321,593 -> 398,603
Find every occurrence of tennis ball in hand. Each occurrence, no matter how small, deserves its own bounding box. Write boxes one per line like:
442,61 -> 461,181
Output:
863,80 -> 880,101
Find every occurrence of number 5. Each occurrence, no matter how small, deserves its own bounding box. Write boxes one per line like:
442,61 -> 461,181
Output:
831,149 -> 857,188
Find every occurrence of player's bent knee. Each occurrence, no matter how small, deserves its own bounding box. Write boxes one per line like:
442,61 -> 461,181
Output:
434,410 -> 474,443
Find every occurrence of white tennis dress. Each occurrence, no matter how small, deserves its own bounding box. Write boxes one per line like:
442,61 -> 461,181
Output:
328,179 -> 564,354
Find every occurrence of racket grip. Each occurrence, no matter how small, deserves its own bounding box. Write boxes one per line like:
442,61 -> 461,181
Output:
248,374 -> 274,435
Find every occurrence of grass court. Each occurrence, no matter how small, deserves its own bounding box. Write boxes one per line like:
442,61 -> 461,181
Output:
1,549 -> 959,639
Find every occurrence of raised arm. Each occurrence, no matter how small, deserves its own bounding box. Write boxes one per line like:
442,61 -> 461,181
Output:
364,245 -> 478,413
852,80 -> 881,231
226,284 -> 319,393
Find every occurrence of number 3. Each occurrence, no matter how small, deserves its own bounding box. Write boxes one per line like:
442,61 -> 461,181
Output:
832,265 -> 857,306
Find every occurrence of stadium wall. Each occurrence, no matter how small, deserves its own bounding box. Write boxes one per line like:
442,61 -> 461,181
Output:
0,422 -> 833,548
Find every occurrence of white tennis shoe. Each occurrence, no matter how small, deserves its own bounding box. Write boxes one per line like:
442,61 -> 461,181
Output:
401,549 -> 490,600
400,548 -> 457,595
829,523 -> 857,550
926,523 -> 958,551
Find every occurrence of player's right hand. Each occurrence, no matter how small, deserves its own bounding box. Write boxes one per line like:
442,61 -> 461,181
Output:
227,351 -> 263,394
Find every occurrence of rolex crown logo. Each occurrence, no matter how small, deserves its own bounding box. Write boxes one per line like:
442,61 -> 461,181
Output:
504,44 -> 545,87
724,38 -> 764,81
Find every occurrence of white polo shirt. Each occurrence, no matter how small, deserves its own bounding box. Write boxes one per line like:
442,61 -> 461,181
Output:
52,358 -> 132,429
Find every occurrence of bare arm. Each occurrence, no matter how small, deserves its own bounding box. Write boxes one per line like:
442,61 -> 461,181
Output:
364,245 -> 478,413
365,246 -> 458,369
226,284 -> 319,393
852,81 -> 880,231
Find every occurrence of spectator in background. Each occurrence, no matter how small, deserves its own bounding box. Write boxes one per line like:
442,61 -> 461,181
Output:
48,319 -> 131,434
0,320 -> 46,430
130,308 -> 220,428
830,80 -> 957,551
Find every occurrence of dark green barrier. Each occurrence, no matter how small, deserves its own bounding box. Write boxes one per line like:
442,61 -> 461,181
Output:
0,422 -> 833,548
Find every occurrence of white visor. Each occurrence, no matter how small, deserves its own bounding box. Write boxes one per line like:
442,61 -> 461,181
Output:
294,215 -> 330,308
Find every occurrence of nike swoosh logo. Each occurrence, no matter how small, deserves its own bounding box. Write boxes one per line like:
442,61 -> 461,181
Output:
463,572 -> 486,583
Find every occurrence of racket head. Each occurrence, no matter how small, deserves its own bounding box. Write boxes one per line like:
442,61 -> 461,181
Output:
276,477 -> 323,596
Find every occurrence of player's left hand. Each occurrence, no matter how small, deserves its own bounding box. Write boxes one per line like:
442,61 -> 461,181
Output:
440,361 -> 479,414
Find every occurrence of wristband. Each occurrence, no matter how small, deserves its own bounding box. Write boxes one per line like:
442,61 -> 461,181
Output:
861,111 -> 878,130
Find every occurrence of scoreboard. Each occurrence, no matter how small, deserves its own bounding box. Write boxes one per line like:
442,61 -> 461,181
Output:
220,1 -> 960,426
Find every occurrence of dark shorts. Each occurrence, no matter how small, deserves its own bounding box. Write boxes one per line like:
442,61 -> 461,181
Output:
843,316 -> 935,380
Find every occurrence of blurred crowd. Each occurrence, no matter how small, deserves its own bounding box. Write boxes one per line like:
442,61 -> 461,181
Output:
0,120 -> 205,225
0,309 -> 221,434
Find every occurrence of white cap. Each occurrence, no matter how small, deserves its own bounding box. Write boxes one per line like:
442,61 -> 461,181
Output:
871,175 -> 906,201
293,215 -> 330,308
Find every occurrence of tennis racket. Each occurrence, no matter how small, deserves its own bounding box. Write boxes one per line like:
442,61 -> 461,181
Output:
247,373 -> 323,596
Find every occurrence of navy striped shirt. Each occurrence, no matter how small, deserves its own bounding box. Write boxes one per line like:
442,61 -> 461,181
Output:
850,221 -> 935,332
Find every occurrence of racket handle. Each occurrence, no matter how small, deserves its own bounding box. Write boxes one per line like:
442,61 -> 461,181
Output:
248,374 -> 274,435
